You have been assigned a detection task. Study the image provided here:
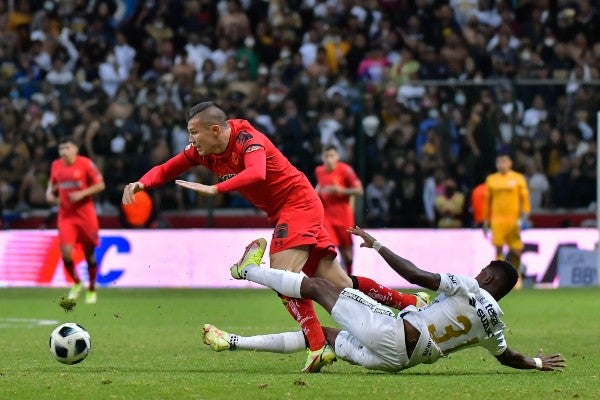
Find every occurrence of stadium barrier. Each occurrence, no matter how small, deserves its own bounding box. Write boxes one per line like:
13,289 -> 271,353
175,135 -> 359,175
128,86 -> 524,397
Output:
0,229 -> 596,288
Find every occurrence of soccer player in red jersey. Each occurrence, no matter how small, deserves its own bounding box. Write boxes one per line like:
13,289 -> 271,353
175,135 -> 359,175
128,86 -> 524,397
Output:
122,102 -> 428,371
46,136 -> 105,304
315,145 -> 363,275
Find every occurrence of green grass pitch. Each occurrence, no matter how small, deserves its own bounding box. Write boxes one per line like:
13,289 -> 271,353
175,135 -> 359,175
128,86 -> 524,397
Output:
0,287 -> 599,400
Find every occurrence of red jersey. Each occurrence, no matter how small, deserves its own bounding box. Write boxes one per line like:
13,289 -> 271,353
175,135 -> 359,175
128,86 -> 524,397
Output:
315,162 -> 361,225
50,155 -> 103,221
139,119 -> 319,220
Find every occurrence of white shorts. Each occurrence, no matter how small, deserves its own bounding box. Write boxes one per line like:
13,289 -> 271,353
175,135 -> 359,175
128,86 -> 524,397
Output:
331,288 -> 409,372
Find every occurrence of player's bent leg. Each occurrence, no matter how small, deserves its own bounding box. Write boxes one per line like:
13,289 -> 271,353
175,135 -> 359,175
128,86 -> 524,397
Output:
350,275 -> 427,309
269,246 -> 310,272
313,256 -> 353,287
334,330 -> 396,372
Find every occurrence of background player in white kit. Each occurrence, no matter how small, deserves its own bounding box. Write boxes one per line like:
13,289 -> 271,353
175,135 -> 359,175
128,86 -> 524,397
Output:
204,226 -> 565,373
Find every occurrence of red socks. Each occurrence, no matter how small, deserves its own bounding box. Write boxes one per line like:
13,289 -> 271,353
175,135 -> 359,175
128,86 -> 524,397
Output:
63,260 -> 80,283
351,275 -> 417,309
281,295 -> 326,351
87,261 -> 98,291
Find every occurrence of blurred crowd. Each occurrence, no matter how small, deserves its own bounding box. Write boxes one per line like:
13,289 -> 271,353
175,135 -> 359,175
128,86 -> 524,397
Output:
0,0 -> 598,228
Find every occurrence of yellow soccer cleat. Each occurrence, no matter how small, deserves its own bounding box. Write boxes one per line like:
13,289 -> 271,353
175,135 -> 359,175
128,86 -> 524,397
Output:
230,238 -> 267,279
203,324 -> 231,352
301,344 -> 337,373
67,282 -> 83,300
85,290 -> 97,304
415,291 -> 431,308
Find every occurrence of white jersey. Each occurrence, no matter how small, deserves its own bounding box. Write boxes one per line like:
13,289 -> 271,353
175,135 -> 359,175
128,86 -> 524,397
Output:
405,273 -> 507,359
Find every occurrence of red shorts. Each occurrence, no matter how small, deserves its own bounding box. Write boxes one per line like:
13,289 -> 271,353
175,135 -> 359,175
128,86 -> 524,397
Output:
58,217 -> 99,249
269,197 -> 336,277
323,218 -> 353,248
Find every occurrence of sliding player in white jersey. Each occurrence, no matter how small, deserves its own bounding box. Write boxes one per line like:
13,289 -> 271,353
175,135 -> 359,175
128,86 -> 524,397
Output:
203,226 -> 565,373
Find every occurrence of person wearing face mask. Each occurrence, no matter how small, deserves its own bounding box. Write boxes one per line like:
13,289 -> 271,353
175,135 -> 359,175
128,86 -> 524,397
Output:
434,178 -> 465,228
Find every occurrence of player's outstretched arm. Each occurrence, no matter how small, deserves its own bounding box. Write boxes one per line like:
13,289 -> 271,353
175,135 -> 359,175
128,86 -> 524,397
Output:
349,226 -> 441,291
495,347 -> 566,371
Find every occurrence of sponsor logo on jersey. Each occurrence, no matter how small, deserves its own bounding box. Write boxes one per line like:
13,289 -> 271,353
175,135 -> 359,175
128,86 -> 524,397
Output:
236,130 -> 253,145
58,181 -> 83,189
447,274 -> 457,285
485,303 -> 500,326
477,308 -> 493,337
341,290 -> 395,317
217,174 -> 236,182
422,340 -> 433,357
469,297 -> 476,308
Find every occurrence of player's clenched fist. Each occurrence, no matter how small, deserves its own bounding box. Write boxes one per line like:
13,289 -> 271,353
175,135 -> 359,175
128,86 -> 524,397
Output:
122,182 -> 144,205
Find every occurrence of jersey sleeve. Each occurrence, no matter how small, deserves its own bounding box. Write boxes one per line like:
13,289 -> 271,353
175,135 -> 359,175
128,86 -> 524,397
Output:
344,164 -> 362,188
139,150 -> 195,189
437,273 -> 479,296
482,330 -> 508,355
215,144 -> 266,193
86,158 -> 104,185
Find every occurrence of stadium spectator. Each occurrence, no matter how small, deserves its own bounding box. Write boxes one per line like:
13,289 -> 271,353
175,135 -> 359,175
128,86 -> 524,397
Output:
0,0 -> 598,226
364,173 -> 392,228
46,136 -> 104,304
122,102 -> 428,372
434,177 -> 465,228
204,227 -> 566,374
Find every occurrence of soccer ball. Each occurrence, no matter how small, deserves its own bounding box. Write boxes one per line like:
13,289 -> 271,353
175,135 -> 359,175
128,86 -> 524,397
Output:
49,323 -> 91,365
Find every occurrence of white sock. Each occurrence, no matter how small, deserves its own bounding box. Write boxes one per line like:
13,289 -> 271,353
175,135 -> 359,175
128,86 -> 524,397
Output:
244,265 -> 303,298
230,331 -> 306,354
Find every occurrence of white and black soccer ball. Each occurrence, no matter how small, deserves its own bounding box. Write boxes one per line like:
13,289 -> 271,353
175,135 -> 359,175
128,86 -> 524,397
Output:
49,323 -> 91,365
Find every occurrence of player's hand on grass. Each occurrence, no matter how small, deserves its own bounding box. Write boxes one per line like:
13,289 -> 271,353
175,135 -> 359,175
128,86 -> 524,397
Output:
122,182 -> 144,205
348,226 -> 377,248
537,353 -> 566,371
175,180 -> 218,196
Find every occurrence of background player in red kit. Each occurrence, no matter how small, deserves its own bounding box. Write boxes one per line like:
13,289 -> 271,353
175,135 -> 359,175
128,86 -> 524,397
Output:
122,102 -> 428,372
46,136 -> 105,304
315,145 -> 363,275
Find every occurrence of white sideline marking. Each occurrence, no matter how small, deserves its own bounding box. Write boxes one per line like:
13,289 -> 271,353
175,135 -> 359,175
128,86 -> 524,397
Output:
0,318 -> 59,328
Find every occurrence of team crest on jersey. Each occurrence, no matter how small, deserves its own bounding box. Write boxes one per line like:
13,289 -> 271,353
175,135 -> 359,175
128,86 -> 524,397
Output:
236,130 -> 253,145
245,145 -> 262,153
274,223 -> 288,239
231,153 -> 239,165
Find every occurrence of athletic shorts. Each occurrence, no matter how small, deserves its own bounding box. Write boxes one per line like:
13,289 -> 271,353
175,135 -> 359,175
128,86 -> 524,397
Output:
58,217 -> 99,249
331,288 -> 409,372
491,220 -> 523,251
269,197 -> 336,277
323,221 -> 353,248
